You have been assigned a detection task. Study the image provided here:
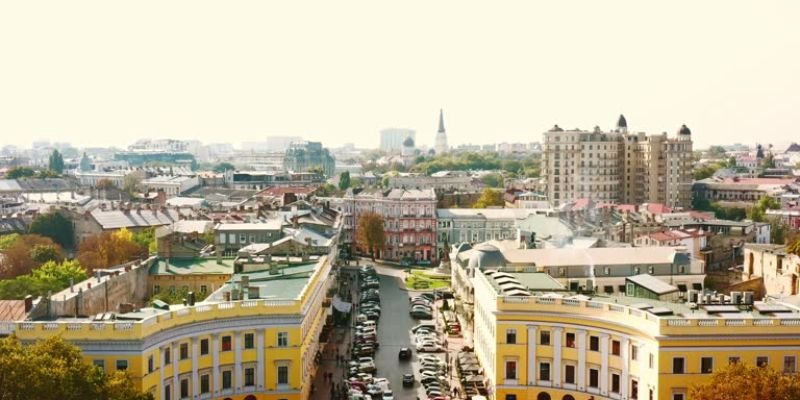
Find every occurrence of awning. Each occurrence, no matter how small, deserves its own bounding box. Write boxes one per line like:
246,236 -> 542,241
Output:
332,295 -> 352,313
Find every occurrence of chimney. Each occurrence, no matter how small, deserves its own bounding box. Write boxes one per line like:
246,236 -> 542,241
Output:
24,295 -> 33,312
188,291 -> 195,306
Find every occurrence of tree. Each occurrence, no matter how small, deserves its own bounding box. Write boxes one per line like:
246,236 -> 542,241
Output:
123,175 -> 140,197
149,286 -> 209,305
0,335 -> 153,400
690,362 -> 800,400
356,213 -> 386,261
338,171 -> 351,190
693,162 -> 725,181
212,162 -> 235,173
473,188 -> 504,208
29,243 -> 64,264
313,183 -> 339,197
0,234 -> 64,279
96,178 -> 116,190
76,228 -> 146,272
5,166 -> 35,179
0,260 -> 87,300
48,149 -> 65,174
29,212 -> 74,249
480,173 -> 505,188
132,227 -> 157,254
771,218 -> 790,245
0,233 -> 20,250
351,177 -> 364,188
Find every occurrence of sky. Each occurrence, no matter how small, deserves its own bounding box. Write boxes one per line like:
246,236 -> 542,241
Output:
1,1 -> 799,150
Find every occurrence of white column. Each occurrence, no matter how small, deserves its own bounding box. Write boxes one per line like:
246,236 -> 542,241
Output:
257,329 -> 265,390
159,346 -> 166,400
553,327 -> 563,388
621,338 -> 630,398
212,334 -> 220,394
192,338 -> 199,397
527,326 -> 537,386
172,343 -> 179,399
600,333 -> 609,396
234,332 -> 243,392
577,330 -> 587,391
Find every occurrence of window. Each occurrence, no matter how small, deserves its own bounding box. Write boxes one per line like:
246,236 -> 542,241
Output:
648,266 -> 655,274
200,374 -> 210,394
631,380 -> 639,399
589,336 -> 599,351
729,356 -> 740,365
277,365 -> 289,385
506,329 -> 517,344
539,362 -> 550,381
147,355 -> 154,373
611,373 -> 620,393
649,353 -> 655,369
505,361 -> 517,380
180,378 -> 189,399
672,394 -> 685,400
154,285 -> 161,294
612,340 -> 621,356
244,367 -> 255,386
164,385 -> 171,400
564,365 -> 575,384
701,357 -> 713,373
566,333 -> 576,348
93,359 -> 105,370
673,357 -> 685,374
277,332 -> 289,347
244,333 -> 255,349
164,349 -> 171,364
506,395 -> 517,400
757,356 -> 769,368
116,359 -> 128,371
200,285 -> 208,293
200,339 -> 209,355
785,356 -> 797,373
589,368 -> 599,388
222,370 -> 232,389
631,345 -> 639,361
180,343 -> 189,360
540,331 -> 551,345
222,335 -> 232,351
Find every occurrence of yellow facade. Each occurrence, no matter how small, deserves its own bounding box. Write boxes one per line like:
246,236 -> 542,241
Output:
472,271 -> 800,400
14,256 -> 334,400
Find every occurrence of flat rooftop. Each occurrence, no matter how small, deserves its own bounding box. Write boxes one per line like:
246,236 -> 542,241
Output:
149,258 -> 235,275
205,263 -> 318,302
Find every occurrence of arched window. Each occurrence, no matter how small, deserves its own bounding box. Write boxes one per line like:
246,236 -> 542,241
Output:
537,393 -> 551,400
562,395 -> 575,400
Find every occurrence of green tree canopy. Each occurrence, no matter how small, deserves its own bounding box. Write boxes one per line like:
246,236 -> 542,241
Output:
338,171 -> 351,190
480,172 -> 505,188
0,260 -> 87,300
29,212 -> 74,249
0,233 -> 20,250
48,149 -> 65,174
212,162 -> 235,173
5,166 -> 35,179
693,162 -> 726,181
473,188 -> 505,208
0,335 -> 153,400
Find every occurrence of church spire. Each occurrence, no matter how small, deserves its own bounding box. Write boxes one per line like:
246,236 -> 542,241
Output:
438,109 -> 446,133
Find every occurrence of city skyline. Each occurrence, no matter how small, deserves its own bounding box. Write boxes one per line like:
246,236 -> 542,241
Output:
1,1 -> 799,150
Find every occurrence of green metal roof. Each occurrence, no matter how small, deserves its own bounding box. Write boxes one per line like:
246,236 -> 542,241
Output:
149,258 -> 235,275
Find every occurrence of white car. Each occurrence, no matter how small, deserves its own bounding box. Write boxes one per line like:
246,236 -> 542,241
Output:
416,342 -> 444,352
382,390 -> 394,400
415,334 -> 442,345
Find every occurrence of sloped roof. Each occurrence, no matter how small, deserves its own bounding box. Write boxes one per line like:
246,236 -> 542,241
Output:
0,300 -> 26,321
91,209 -> 183,229
626,274 -> 679,295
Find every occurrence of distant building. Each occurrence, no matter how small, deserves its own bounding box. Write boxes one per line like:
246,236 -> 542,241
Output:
141,175 -> 200,197
434,109 -> 449,155
224,171 -> 323,191
282,141 -> 335,177
266,135 -> 303,152
693,177 -> 794,203
380,129 -> 415,152
542,115 -> 693,208
386,171 -> 480,192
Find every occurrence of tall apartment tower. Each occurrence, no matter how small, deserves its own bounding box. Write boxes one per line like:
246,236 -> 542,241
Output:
435,109 -> 449,154
542,115 -> 693,209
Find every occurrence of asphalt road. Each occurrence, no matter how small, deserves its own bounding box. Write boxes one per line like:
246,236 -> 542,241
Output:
374,272 -> 419,400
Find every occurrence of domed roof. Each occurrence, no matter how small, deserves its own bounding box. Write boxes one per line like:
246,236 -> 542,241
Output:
402,136 -> 415,147
549,124 -> 563,132
467,244 -> 506,270
616,114 -> 627,129
678,124 -> 691,135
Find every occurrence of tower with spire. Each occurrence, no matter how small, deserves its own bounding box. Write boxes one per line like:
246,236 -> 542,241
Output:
434,109 -> 449,154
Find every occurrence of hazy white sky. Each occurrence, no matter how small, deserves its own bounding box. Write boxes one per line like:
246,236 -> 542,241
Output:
1,1 -> 798,150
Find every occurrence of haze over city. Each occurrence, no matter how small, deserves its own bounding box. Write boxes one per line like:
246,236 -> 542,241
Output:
1,0 -> 799,149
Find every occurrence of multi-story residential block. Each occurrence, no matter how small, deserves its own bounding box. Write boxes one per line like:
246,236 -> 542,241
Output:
692,177 -> 794,203
542,115 -> 693,209
224,171 -> 324,191
379,128 -> 416,152
334,188 -> 437,263
469,265 -> 800,400
282,141 -> 335,177
215,221 -> 284,256
436,209 -> 537,259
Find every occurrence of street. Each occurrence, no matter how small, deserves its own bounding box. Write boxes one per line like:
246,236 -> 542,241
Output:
374,273 -> 418,400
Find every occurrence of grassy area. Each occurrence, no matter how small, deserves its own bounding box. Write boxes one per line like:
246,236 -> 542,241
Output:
404,269 -> 451,290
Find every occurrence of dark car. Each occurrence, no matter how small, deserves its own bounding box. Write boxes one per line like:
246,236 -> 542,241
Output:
419,292 -> 436,301
398,347 -> 412,361
435,290 -> 455,300
402,373 -> 415,388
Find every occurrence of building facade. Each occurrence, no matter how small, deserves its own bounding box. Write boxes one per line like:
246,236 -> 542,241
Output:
282,141 -> 335,177
542,115 -> 693,209
379,128 -> 415,152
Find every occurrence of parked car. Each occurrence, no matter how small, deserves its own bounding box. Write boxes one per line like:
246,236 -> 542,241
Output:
417,342 -> 444,352
402,373 -> 415,387
359,357 -> 377,373
398,347 -> 412,361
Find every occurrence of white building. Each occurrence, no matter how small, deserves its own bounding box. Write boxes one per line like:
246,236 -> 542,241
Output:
141,175 -> 200,197
380,128 -> 415,152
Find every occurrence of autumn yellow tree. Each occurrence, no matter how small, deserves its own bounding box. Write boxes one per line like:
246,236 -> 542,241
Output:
0,335 -> 153,400
0,234 -> 64,279
472,188 -> 504,208
690,362 -> 800,400
77,228 -> 146,271
356,212 -> 386,261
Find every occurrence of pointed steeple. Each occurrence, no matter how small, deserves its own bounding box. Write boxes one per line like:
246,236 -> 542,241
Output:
438,109 -> 446,133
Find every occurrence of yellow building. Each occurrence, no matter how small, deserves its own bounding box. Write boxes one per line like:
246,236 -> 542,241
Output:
148,258 -> 235,299
13,253 -> 336,400
472,266 -> 800,400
